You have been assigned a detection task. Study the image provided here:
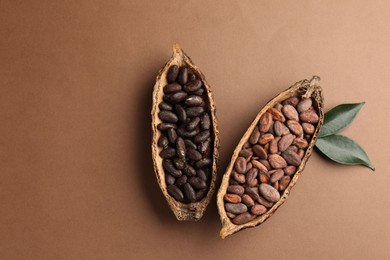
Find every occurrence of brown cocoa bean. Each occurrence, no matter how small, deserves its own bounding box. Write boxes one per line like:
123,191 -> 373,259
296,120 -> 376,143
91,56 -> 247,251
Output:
167,65 -> 179,83
246,168 -> 259,186
196,169 -> 208,181
183,79 -> 202,92
259,184 -> 280,202
300,109 -> 319,123
167,128 -> 178,143
293,137 -> 309,149
232,212 -> 255,225
226,212 -> 236,219
274,103 -> 283,111
173,158 -> 186,170
188,177 -> 207,189
158,111 -> 179,123
167,185 -> 184,202
284,165 -> 297,176
200,113 -> 211,130
251,159 -> 268,173
235,157 -> 247,174
224,194 -> 242,203
193,130 -> 210,144
165,173 -> 176,185
240,149 -> 253,159
270,169 -> 284,183
185,95 -> 203,106
183,183 -> 196,202
251,204 -> 267,215
187,148 -> 202,161
253,145 -> 267,159
259,112 -> 273,132
169,91 -> 188,103
259,172 -> 270,184
242,194 -> 255,207
278,134 -> 295,152
157,135 -> 169,148
283,96 -> 299,107
175,175 -> 187,187
194,158 -> 212,168
282,149 -> 301,166
163,159 -> 182,177
160,147 -> 176,158
269,137 -> 280,154
302,122 -> 315,134
286,120 -> 303,136
267,107 -> 286,122
195,189 -> 207,201
186,106 -> 204,117
174,104 -> 187,123
259,133 -> 274,145
279,176 -> 291,191
297,98 -> 312,112
158,123 -> 177,131
249,126 -> 261,145
282,105 -> 299,121
186,117 -> 200,131
225,203 -> 248,214
176,137 -> 186,159
298,149 -> 305,159
273,121 -> 290,136
227,185 -> 245,196
183,165 -> 196,177
273,181 -> 279,190
164,83 -> 182,94
268,154 -> 287,168
233,171 -> 246,184
184,139 -> 197,150
260,159 -> 272,170
159,102 -> 173,111
178,66 -> 188,85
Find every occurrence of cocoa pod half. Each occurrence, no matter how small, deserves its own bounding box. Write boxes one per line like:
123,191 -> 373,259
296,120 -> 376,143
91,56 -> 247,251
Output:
151,44 -> 219,221
217,76 -> 324,238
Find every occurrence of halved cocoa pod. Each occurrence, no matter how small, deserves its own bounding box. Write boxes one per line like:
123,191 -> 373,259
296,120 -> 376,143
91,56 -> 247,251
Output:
151,44 -> 219,221
217,76 -> 324,238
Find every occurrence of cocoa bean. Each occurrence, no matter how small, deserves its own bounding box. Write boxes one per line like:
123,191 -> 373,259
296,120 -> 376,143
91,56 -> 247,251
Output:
278,134 -> 295,152
259,184 -> 280,202
251,204 -> 267,215
282,149 -> 301,166
267,107 -> 286,122
259,112 -> 273,132
225,203 -> 248,214
224,194 -> 242,203
232,212 -> 255,225
282,105 -> 299,121
268,154 -> 287,168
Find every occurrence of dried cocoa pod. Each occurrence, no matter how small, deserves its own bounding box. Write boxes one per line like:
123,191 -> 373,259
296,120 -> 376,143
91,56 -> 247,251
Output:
151,44 -> 219,221
217,76 -> 324,238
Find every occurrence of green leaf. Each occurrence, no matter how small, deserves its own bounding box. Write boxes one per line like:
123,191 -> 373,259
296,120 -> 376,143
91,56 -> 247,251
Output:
319,102 -> 365,137
315,134 -> 375,171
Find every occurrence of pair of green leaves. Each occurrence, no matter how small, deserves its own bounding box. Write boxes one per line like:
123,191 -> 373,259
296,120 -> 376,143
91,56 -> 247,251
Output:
315,102 -> 375,171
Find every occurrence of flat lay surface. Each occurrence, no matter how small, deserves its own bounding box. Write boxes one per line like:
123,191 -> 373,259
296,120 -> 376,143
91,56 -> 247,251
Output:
1,1 -> 389,259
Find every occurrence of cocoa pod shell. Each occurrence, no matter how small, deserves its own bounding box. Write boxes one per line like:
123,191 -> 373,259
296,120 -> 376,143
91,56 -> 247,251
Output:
217,76 -> 324,238
151,44 -> 219,221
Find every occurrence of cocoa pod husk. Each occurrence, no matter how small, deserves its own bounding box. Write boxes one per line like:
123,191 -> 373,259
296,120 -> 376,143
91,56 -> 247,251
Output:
151,44 -> 219,221
217,76 -> 324,238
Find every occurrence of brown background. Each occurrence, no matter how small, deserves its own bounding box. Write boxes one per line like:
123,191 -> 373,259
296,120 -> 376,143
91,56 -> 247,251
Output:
1,0 -> 389,259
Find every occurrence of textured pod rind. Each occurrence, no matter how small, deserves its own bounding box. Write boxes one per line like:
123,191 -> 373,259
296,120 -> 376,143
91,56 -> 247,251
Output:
217,76 -> 324,238
151,44 -> 220,221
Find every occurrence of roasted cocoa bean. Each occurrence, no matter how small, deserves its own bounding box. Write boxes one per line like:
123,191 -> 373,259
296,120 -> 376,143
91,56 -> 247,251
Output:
159,111 -> 178,123
246,168 -> 259,186
187,148 -> 202,161
235,157 -> 247,174
233,171 -> 246,184
284,165 -> 297,176
251,159 -> 268,173
169,91 -> 188,103
186,117 -> 201,131
293,137 -> 308,149
159,102 -> 173,111
183,183 -> 196,202
302,122 -> 315,134
157,123 -> 177,131
167,185 -> 184,202
157,135 -> 169,148
167,128 -> 178,143
175,175 -> 187,187
270,169 -> 284,183
200,113 -> 211,130
167,65 -> 179,83
274,120 -> 290,136
183,79 -> 202,92
178,66 -> 188,85
283,96 -> 299,107
163,159 -> 182,177
286,120 -> 303,136
194,130 -> 210,144
164,83 -> 182,94
249,126 -> 261,145
160,147 -> 176,158
185,95 -> 203,106
188,177 -> 207,190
